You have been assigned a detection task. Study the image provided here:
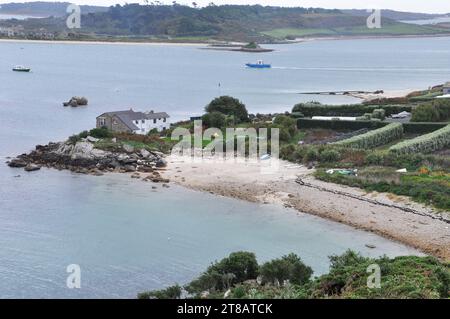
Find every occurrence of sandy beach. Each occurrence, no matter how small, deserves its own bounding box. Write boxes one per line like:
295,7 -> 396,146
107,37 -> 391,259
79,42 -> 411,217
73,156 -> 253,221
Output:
349,88 -> 422,102
0,38 -> 206,46
162,156 -> 450,261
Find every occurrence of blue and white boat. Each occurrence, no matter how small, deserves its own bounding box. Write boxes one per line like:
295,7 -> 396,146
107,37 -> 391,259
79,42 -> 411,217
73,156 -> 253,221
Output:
245,60 -> 271,68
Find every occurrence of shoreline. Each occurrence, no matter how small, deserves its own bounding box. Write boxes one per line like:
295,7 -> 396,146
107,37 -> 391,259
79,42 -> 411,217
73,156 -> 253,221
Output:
1,33 -> 450,47
162,156 -> 450,261
7,143 -> 449,260
349,88 -> 422,102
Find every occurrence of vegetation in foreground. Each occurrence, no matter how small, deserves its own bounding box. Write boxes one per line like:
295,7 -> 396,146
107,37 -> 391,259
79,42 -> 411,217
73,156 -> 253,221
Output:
138,250 -> 450,299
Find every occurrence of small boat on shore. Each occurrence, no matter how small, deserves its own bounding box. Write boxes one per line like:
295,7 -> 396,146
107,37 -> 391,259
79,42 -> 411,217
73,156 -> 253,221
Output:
12,66 -> 31,72
245,60 -> 271,69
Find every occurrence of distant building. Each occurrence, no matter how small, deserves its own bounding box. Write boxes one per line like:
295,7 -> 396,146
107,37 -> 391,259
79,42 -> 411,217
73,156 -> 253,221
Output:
443,82 -> 450,95
96,109 -> 170,135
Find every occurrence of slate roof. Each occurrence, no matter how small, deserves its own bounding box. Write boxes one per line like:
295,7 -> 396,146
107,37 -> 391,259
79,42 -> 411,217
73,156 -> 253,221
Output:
98,110 -> 170,131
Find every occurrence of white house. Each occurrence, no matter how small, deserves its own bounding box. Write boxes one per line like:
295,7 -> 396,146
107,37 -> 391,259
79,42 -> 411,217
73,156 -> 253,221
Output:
96,109 -> 170,135
443,82 -> 450,95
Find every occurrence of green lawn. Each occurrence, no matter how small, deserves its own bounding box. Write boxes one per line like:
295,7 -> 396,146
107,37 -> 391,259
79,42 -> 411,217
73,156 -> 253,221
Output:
262,23 -> 450,39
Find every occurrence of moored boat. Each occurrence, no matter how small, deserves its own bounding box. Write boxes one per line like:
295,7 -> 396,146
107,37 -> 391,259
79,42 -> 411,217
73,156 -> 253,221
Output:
245,60 -> 271,68
12,65 -> 31,72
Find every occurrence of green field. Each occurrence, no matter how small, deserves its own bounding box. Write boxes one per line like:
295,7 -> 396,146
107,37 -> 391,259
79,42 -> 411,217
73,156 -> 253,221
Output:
262,23 -> 450,39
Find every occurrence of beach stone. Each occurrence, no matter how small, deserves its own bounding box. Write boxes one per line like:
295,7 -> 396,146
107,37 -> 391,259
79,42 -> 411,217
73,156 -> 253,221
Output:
117,154 -> 129,162
140,149 -> 151,158
24,164 -> 41,172
155,159 -> 167,168
123,144 -> 134,153
123,165 -> 136,172
131,173 -> 141,179
8,158 -> 27,168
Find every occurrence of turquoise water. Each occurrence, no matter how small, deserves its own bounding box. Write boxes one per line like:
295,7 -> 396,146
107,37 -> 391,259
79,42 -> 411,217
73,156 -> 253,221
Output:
1,37 -> 446,298
0,168 -> 420,298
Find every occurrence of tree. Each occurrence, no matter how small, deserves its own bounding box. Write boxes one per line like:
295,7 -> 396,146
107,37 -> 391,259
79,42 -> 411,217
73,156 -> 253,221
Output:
202,111 -> 226,128
259,253 -> 313,286
205,96 -> 249,123
185,251 -> 258,294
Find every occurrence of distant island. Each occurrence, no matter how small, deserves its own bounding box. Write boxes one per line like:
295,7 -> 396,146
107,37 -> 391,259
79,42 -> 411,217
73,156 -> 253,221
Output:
1,3 -> 450,43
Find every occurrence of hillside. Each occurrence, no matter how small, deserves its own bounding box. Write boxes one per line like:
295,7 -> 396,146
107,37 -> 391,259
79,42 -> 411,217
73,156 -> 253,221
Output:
343,9 -> 449,21
0,1 -> 107,17
1,4 -> 450,42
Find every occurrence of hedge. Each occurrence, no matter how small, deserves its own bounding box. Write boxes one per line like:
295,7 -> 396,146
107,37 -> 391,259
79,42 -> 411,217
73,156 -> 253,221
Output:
389,124 -> 450,155
402,122 -> 448,134
292,103 -> 412,117
297,118 -> 388,130
332,123 -> 404,149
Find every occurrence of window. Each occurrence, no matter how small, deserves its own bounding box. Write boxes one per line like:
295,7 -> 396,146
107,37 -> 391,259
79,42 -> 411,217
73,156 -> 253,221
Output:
135,120 -> 139,125
141,120 -> 145,124
163,118 -> 166,123
153,119 -> 156,124
99,118 -> 106,126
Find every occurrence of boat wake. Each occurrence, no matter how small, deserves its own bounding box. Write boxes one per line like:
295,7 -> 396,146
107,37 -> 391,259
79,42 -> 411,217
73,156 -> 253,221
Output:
272,66 -> 450,72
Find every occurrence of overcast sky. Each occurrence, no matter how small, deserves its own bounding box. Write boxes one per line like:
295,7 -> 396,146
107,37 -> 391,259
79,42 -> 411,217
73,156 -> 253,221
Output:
1,0 -> 450,14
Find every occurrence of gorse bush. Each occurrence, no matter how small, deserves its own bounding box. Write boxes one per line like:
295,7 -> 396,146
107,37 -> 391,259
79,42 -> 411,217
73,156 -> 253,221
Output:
411,99 -> 450,122
333,123 -> 403,149
389,124 -> 450,155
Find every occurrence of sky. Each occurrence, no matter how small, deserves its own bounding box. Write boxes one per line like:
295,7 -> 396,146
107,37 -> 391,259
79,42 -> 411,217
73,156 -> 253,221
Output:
0,0 -> 450,14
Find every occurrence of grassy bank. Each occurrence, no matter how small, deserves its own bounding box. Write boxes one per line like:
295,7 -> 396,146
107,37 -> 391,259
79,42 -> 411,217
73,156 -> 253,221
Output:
138,250 -> 450,299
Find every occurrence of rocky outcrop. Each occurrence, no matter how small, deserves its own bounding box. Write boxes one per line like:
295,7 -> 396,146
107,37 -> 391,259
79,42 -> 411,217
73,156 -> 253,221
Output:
63,96 -> 88,107
7,139 -> 168,182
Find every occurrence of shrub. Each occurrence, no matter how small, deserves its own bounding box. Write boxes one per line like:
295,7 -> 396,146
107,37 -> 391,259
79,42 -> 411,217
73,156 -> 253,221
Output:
389,124 -> 450,155
259,253 -> 313,286
403,122 -> 448,134
68,134 -> 81,144
319,149 -> 340,162
411,99 -> 450,122
280,144 -> 296,161
185,251 -> 258,294
333,123 -> 403,149
372,109 -> 386,120
291,112 -> 304,119
202,111 -> 226,128
297,118 -> 388,131
305,148 -> 319,162
412,103 -> 437,122
293,103 -> 412,117
138,285 -> 182,299
310,252 -> 450,299
88,127 -> 113,139
205,96 -> 249,123
365,152 -> 384,165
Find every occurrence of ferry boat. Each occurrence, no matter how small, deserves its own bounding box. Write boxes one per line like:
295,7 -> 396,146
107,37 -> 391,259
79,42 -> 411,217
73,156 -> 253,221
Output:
12,65 -> 31,72
245,60 -> 271,68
